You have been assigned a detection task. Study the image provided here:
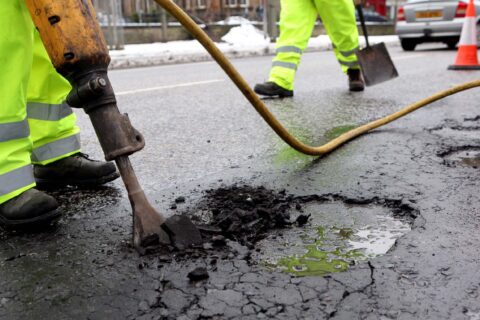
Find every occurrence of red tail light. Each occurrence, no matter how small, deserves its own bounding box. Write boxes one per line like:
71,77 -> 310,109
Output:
455,1 -> 468,17
397,6 -> 405,21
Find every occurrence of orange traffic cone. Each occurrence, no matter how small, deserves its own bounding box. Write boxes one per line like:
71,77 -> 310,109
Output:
448,0 -> 480,70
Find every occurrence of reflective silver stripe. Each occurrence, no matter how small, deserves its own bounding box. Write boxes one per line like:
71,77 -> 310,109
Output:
276,46 -> 303,54
338,60 -> 360,68
0,119 -> 29,143
272,61 -> 297,70
31,134 -> 81,163
0,165 -> 34,197
339,47 -> 359,57
27,102 -> 73,121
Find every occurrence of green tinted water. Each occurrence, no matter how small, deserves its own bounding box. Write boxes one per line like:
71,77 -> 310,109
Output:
324,124 -> 358,140
273,226 -> 366,276
257,203 -> 411,277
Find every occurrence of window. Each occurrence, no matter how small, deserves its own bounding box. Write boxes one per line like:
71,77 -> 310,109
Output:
239,0 -> 249,7
197,0 -> 206,8
225,0 -> 238,7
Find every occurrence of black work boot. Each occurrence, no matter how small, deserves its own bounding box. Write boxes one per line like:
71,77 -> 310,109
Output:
347,69 -> 365,92
34,153 -> 119,188
0,189 -> 60,227
254,81 -> 294,98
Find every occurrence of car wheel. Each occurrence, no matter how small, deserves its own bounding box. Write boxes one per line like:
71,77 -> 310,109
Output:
445,39 -> 458,49
401,39 -> 417,51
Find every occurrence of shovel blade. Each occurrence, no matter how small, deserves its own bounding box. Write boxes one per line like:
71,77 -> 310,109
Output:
356,42 -> 399,87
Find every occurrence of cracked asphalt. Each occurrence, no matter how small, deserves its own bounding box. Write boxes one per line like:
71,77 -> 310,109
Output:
1,44 -> 480,320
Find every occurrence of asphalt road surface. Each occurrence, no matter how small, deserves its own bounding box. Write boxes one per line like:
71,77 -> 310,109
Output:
1,44 -> 480,320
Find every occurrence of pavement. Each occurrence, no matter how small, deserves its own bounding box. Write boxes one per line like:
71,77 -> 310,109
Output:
1,44 -> 480,320
108,35 -> 400,69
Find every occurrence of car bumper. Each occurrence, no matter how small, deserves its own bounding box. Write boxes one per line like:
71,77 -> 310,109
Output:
396,19 -> 464,39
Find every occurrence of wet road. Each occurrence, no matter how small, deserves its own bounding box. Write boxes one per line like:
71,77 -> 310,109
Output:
1,44 -> 480,319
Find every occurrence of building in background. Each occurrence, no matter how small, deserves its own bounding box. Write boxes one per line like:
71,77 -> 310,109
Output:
88,0 -> 395,48
110,0 -> 263,23
93,0 -> 401,24
90,0 -> 269,48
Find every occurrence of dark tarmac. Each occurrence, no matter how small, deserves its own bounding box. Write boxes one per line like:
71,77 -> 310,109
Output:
1,45 -> 480,320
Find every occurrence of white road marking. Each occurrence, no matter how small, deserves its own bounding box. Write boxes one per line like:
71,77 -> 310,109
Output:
393,54 -> 427,61
116,79 -> 224,96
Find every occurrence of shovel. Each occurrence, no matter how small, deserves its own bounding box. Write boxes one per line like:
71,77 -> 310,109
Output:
355,5 -> 399,86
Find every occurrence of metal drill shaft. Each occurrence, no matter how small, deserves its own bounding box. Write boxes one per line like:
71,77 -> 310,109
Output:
115,156 -> 169,251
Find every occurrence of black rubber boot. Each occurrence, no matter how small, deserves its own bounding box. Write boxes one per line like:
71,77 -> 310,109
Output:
347,69 -> 365,92
34,153 -> 119,188
254,81 -> 294,98
0,189 -> 60,227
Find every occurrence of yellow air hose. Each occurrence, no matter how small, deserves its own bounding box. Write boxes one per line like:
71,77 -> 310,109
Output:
153,0 -> 480,156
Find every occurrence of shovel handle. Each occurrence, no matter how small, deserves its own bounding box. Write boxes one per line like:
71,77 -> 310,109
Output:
356,4 -> 370,47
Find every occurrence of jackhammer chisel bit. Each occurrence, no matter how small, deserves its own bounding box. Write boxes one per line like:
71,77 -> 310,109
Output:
26,0 -> 202,253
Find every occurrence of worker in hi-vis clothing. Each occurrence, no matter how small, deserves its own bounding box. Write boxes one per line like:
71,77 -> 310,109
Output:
0,1 -> 119,227
254,0 -> 364,98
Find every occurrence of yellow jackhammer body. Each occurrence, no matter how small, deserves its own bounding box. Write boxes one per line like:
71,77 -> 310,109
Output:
25,0 -> 202,253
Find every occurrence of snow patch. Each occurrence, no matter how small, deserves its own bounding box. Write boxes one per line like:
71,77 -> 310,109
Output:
108,33 -> 399,69
221,23 -> 270,47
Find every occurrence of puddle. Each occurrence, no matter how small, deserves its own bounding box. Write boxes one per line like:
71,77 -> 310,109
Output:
252,201 -> 411,276
439,147 -> 480,168
186,186 -> 417,277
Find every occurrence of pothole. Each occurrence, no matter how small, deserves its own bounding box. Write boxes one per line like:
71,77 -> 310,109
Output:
438,146 -> 480,168
464,115 -> 480,122
186,186 -> 418,277
251,199 -> 414,276
464,310 -> 480,320
427,120 -> 480,141
429,127 -> 480,141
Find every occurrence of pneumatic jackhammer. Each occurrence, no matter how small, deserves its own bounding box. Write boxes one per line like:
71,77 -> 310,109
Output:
25,0 -> 202,253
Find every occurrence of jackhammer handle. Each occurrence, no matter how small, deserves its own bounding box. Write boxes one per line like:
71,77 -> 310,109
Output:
87,103 -> 146,161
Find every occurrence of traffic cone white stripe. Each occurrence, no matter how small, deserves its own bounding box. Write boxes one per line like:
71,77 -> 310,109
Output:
458,16 -> 477,45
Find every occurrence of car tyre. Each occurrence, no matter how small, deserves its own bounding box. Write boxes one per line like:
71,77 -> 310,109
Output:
445,39 -> 458,50
401,39 -> 417,51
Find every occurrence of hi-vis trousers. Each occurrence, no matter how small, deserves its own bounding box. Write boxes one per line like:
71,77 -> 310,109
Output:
0,1 -> 80,204
269,0 -> 360,90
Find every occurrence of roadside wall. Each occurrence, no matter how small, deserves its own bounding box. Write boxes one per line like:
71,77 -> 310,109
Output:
102,23 -> 395,45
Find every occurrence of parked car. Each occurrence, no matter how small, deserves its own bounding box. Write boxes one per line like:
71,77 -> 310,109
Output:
396,0 -> 480,51
355,10 -> 389,22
